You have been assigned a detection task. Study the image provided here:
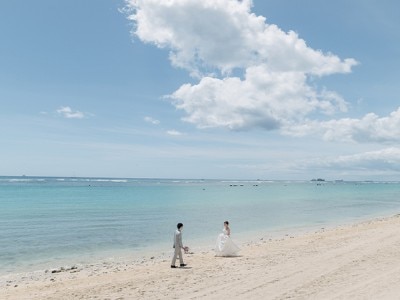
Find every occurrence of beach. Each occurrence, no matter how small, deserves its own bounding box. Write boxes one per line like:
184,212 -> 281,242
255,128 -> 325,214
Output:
3,214 -> 400,300
3,177 -> 400,277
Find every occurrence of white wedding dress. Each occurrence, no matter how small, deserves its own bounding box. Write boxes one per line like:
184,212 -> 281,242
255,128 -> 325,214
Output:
215,228 -> 240,256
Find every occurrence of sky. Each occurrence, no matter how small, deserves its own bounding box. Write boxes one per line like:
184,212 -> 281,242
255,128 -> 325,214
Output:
1,0 -> 400,180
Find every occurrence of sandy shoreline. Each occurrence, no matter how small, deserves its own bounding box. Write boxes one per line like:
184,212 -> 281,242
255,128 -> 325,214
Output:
3,214 -> 400,299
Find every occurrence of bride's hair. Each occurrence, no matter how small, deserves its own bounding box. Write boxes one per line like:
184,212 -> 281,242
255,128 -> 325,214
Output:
224,221 -> 229,225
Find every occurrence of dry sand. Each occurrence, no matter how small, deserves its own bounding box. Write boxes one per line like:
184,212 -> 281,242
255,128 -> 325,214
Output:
2,214 -> 400,300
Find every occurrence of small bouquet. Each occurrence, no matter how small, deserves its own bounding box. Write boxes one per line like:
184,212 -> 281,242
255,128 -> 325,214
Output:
183,246 -> 190,254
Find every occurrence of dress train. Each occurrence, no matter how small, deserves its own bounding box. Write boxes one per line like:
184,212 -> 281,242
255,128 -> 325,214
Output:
215,229 -> 240,257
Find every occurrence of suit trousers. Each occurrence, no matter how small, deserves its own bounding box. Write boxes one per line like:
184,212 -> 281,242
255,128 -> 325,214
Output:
171,247 -> 184,265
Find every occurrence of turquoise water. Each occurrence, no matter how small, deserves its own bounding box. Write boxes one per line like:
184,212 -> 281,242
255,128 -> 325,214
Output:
1,176 -> 400,274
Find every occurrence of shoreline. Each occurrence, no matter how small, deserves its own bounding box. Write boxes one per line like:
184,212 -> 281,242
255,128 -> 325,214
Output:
3,213 -> 400,299
4,208 -> 395,277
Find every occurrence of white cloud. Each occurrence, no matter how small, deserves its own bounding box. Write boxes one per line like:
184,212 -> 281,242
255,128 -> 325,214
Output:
126,0 -> 356,76
166,129 -> 183,136
297,148 -> 400,174
125,0 -> 357,131
144,116 -> 160,125
283,107 -> 400,143
56,106 -> 85,119
170,66 -> 348,130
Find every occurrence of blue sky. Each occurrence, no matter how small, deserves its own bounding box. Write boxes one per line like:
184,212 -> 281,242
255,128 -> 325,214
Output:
1,0 -> 400,180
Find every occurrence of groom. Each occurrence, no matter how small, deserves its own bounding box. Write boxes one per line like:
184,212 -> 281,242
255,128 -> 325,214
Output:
171,223 -> 187,268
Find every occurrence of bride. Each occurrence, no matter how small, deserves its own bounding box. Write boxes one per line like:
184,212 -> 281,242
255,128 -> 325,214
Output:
215,221 -> 240,257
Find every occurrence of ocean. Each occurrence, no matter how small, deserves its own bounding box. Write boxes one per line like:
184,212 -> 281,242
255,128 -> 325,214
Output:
1,176 -> 400,275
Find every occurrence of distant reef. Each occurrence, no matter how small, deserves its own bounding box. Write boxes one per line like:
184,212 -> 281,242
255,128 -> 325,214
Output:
311,178 -> 325,182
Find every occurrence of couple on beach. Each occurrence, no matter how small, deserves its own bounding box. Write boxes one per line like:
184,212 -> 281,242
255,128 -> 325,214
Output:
171,221 -> 240,268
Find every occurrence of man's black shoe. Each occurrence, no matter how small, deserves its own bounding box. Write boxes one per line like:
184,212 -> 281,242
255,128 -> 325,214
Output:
180,264 -> 187,267
171,265 -> 177,268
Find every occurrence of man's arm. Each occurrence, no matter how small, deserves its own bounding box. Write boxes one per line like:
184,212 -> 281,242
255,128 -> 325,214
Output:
177,231 -> 183,248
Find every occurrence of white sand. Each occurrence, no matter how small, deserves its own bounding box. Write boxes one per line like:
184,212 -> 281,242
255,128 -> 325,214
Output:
3,214 -> 400,299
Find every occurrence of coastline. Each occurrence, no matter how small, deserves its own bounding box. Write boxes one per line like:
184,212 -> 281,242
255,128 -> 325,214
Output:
3,213 -> 400,299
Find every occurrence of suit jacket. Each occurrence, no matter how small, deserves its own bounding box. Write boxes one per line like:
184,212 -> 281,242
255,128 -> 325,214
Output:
173,229 -> 183,249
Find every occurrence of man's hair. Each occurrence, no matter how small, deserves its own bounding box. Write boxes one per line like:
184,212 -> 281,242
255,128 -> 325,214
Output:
177,223 -> 183,229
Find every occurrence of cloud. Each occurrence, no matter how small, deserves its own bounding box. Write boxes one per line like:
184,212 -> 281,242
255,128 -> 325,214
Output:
170,67 -> 348,130
56,106 -> 85,119
127,0 -> 356,76
166,129 -> 183,136
297,147 -> 400,174
144,116 -> 160,125
283,107 -> 400,143
125,0 -> 357,131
